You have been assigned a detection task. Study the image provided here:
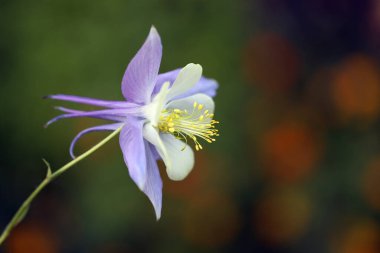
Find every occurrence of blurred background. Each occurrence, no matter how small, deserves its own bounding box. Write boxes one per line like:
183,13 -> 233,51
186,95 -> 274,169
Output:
1,0 -> 380,252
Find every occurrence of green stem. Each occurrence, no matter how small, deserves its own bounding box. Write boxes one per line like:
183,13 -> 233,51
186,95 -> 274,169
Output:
0,127 -> 122,246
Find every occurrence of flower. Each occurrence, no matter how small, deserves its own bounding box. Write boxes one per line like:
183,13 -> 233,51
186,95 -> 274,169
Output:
46,27 -> 219,219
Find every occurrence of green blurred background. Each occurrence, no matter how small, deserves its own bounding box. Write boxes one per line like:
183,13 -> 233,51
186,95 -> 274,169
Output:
1,0 -> 380,252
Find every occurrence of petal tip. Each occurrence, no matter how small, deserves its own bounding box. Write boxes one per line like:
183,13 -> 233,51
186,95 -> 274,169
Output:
44,119 -> 54,128
167,171 -> 190,181
186,62 -> 201,68
147,26 -> 161,44
150,25 -> 159,35
184,63 -> 203,76
152,199 -> 162,220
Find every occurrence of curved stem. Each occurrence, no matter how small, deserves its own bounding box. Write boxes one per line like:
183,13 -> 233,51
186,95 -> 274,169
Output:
0,126 -> 122,246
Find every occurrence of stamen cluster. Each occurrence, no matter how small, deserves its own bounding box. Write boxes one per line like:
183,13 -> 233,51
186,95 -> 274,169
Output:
158,102 -> 219,151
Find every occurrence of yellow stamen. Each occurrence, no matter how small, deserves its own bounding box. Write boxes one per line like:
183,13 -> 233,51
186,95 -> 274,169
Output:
157,101 -> 219,151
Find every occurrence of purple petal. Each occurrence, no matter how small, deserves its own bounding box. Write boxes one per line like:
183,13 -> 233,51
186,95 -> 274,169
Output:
119,118 -> 147,189
45,108 -> 142,127
46,94 -> 135,108
150,145 -> 161,160
153,69 -> 180,94
153,69 -> 218,100
121,26 -> 162,104
69,123 -> 123,159
143,142 -> 163,219
55,106 -> 83,114
46,110 -> 124,127
191,76 -> 218,98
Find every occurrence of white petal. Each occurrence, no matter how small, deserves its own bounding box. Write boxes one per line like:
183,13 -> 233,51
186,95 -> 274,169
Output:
166,63 -> 202,101
166,93 -> 215,114
160,134 -> 195,181
143,123 -> 195,181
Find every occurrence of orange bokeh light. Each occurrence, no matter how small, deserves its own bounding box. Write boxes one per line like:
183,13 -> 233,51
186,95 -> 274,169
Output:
331,54 -> 380,122
261,120 -> 322,183
6,223 -> 58,253
331,219 -> 380,253
362,157 -> 380,211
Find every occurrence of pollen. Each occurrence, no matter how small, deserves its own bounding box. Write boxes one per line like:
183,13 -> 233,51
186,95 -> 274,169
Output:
158,102 -> 219,151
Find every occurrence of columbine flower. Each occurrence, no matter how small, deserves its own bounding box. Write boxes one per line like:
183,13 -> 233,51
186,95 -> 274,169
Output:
46,27 -> 219,219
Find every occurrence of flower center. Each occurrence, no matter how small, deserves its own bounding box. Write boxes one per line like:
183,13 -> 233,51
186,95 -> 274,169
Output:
158,102 -> 219,151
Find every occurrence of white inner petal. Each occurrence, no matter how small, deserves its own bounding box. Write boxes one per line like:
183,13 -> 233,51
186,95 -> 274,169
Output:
143,123 -> 195,181
165,93 -> 215,114
166,63 -> 202,101
159,134 -> 195,181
